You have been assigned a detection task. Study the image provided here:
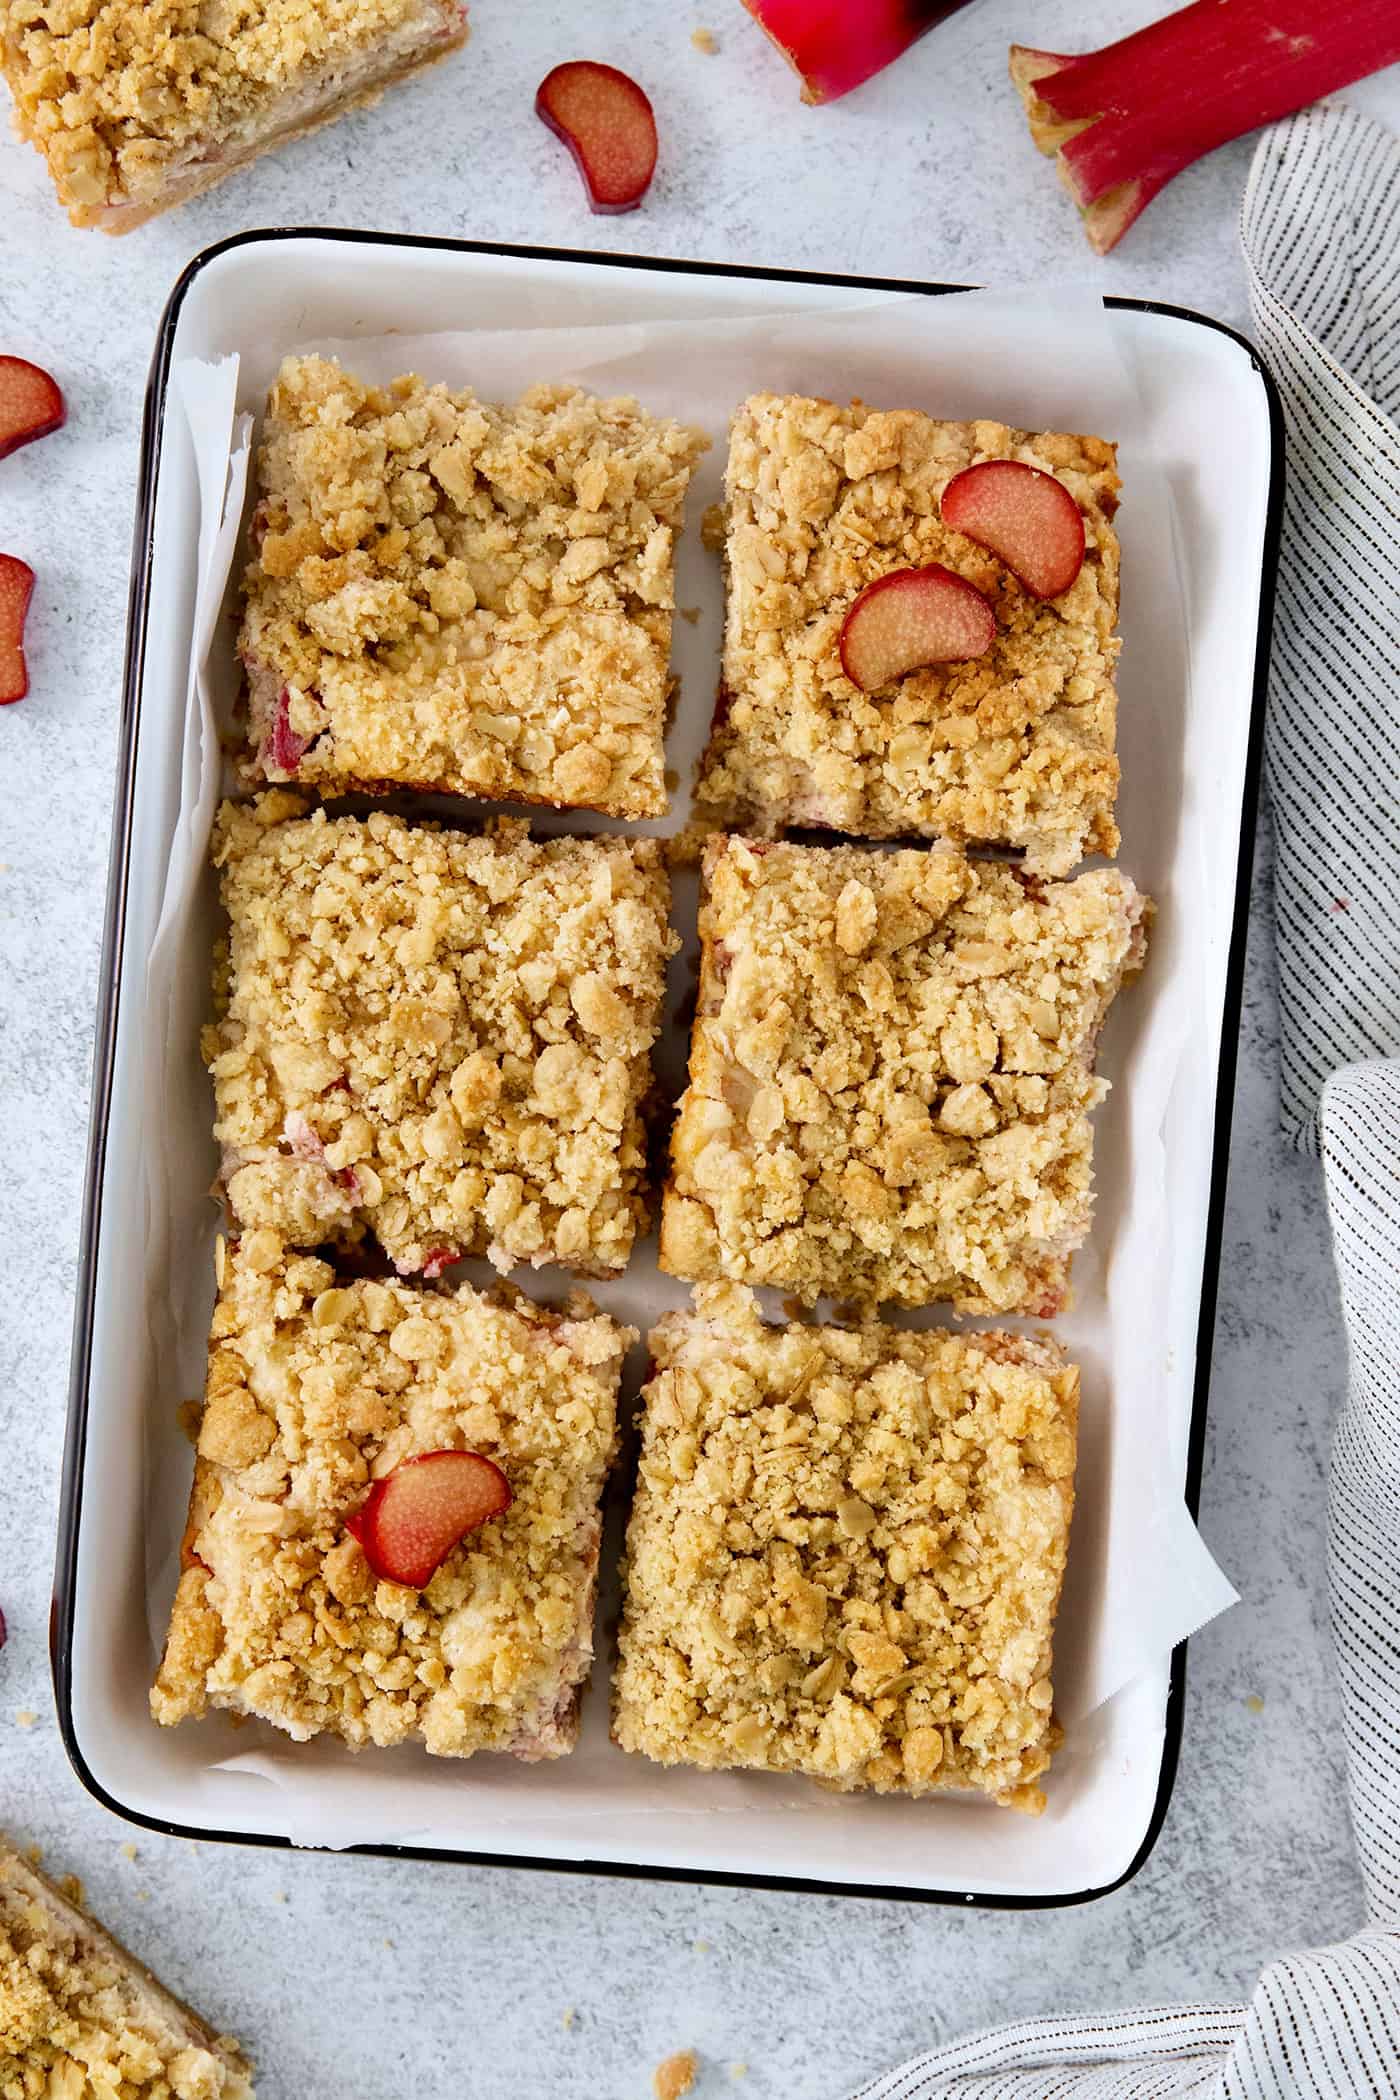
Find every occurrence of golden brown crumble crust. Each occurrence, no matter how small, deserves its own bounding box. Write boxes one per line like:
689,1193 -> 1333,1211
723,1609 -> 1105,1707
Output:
207,796 -> 677,1278
0,1846 -> 253,2097
659,836 -> 1148,1313
238,356 -> 708,815
614,1286 -> 1078,1811
151,1235 -> 631,1757
695,393 -> 1121,875
0,1 -> 465,229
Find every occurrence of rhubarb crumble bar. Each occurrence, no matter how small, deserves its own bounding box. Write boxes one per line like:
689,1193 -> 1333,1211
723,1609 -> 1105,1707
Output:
0,1844 -> 253,2096
0,1 -> 466,233
694,393 -> 1122,874
151,1234 -> 630,1757
614,1286 -> 1079,1811
238,355 -> 707,816
660,835 -> 1148,1313
207,795 -> 677,1278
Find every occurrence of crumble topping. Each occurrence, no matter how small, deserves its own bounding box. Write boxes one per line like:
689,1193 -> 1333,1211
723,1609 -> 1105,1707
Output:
659,835 -> 1148,1313
238,355 -> 708,816
0,1 -> 465,228
0,1846 -> 253,2097
614,1285 -> 1078,1811
151,1235 -> 631,1757
695,393 -> 1121,874
207,795 -> 677,1277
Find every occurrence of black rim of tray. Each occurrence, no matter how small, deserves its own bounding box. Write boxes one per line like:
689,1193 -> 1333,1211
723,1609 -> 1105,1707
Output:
52,227 -> 1285,1911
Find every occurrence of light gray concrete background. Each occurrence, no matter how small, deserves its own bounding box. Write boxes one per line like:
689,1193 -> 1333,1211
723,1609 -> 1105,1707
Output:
0,3 -> 1388,2094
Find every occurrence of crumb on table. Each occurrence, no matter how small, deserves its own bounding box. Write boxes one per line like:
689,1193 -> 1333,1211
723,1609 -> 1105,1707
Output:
654,2049 -> 699,2100
691,27 -> 718,53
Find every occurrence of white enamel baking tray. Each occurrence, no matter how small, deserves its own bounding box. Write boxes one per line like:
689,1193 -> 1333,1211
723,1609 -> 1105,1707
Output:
56,232 -> 1280,1906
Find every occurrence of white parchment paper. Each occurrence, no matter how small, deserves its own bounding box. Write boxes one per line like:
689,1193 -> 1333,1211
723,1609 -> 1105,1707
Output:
143,285 -> 1237,1848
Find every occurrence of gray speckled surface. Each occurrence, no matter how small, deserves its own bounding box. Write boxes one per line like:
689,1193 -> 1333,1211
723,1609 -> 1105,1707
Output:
0,4 -> 1386,2094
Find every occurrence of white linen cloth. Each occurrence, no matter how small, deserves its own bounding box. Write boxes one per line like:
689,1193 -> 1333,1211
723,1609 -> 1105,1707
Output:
850,104 -> 1400,2100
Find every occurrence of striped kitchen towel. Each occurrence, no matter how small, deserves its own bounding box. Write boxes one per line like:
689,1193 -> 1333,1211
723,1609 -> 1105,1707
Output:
849,102 -> 1400,2100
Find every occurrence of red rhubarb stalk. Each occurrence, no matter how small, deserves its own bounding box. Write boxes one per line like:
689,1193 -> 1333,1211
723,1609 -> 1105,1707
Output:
1012,2 -> 1400,254
744,0 -> 972,104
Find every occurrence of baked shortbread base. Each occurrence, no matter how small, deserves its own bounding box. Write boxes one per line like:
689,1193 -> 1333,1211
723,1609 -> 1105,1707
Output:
0,1844 -> 254,2096
614,1287 -> 1079,1813
0,0 -> 467,233
151,1236 -> 630,1760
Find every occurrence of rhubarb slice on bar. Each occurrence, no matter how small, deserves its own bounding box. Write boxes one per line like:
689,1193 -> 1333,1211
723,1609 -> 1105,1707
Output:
151,1233 -> 630,1758
615,1285 -> 1079,1813
694,392 -> 1122,877
0,0 -> 468,232
0,1845 -> 254,2095
206,796 -> 676,1280
238,355 -> 707,817
659,834 -> 1149,1315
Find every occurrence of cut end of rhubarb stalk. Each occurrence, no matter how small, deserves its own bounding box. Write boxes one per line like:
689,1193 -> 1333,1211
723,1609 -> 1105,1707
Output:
1010,8 -> 1400,254
536,61 -> 657,213
347,1450 -> 511,1589
941,460 -> 1085,600
0,555 -> 35,705
0,357 -> 65,462
839,563 -> 995,692
745,0 -> 967,103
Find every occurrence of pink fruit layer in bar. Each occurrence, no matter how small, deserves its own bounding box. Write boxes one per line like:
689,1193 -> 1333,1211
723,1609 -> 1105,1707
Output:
238,355 -> 707,818
659,834 -> 1148,1316
614,1285 -> 1079,1813
151,1232 -> 631,1759
206,796 -> 676,1279
694,393 -> 1123,877
0,0 -> 467,232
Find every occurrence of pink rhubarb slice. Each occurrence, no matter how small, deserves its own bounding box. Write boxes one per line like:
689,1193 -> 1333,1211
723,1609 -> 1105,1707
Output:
941,460 -> 1085,600
347,1450 -> 511,1589
839,563 -> 995,692
1011,1 -> 1400,255
0,357 -> 64,462
743,0 -> 971,103
0,556 -> 35,705
536,61 -> 658,213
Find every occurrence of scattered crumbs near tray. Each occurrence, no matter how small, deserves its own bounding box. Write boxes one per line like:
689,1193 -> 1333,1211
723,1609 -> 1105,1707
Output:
15,1709 -> 36,1729
120,1843 -> 138,1863
59,1875 -> 83,1907
177,1398 -> 202,1443
691,26 -> 718,53
136,1889 -> 150,1904
654,2051 -> 698,2100
692,1938 -> 712,1954
1245,1693 -> 1265,1714
273,1890 -> 288,1904
561,2008 -> 577,2032
679,604 -> 701,624
384,1937 -> 395,1950
730,2067 -> 748,2083
701,502 -> 725,550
